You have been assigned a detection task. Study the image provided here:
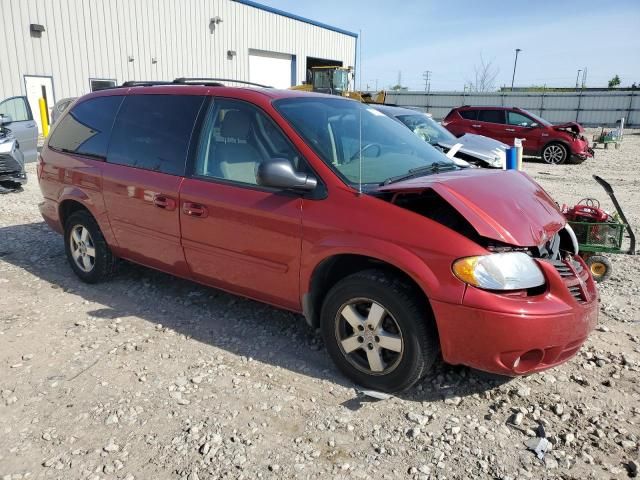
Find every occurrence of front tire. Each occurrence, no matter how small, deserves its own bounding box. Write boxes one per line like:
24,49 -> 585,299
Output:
542,143 -> 568,165
320,269 -> 439,392
64,210 -> 117,283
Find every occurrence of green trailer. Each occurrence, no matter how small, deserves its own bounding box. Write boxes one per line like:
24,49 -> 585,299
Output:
565,176 -> 636,282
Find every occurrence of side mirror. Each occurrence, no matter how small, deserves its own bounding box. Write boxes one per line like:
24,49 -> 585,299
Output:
0,114 -> 12,125
256,159 -> 318,192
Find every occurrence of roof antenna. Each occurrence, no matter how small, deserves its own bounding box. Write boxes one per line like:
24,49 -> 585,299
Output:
358,106 -> 363,195
358,28 -> 363,195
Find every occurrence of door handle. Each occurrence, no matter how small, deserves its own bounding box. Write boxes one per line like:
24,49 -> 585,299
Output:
471,124 -> 481,128
183,202 -> 208,218
505,128 -> 516,132
153,194 -> 176,211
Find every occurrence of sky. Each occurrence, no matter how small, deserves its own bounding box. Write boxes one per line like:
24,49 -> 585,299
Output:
261,0 -> 640,91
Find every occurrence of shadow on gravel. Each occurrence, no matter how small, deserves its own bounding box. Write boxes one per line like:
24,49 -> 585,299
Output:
0,221 -> 511,403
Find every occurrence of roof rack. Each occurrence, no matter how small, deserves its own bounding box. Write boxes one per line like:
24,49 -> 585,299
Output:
173,78 -> 272,88
121,81 -> 174,87
119,78 -> 272,89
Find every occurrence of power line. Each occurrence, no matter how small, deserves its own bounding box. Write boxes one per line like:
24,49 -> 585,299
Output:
422,70 -> 432,93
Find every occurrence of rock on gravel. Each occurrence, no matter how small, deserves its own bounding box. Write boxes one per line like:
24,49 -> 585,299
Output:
0,132 -> 639,478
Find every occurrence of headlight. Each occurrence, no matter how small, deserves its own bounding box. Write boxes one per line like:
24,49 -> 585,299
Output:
452,252 -> 545,290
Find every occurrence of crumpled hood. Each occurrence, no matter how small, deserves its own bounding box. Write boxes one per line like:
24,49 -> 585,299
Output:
553,122 -> 584,134
378,169 -> 566,247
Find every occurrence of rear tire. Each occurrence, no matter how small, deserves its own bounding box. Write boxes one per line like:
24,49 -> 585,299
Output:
585,255 -> 612,283
64,210 -> 117,283
320,269 -> 439,392
542,143 -> 568,165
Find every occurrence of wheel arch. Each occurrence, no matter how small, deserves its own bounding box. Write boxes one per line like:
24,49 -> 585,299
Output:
302,251 -> 439,330
59,197 -> 92,227
57,189 -> 118,248
541,139 -> 570,158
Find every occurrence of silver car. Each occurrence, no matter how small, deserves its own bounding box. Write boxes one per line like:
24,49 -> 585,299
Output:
372,105 -> 507,168
0,114 -> 27,193
0,96 -> 38,163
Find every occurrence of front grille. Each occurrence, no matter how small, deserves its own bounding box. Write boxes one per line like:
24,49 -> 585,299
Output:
548,258 -> 589,304
553,260 -> 574,278
567,285 -> 584,303
0,156 -> 19,174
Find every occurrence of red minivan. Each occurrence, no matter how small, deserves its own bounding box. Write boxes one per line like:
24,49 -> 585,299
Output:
38,81 -> 598,392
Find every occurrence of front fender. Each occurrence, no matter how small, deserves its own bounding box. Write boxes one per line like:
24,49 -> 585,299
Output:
301,234 -> 466,306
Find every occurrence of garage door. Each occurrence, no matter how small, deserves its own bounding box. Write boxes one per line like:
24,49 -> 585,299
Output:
248,50 -> 294,89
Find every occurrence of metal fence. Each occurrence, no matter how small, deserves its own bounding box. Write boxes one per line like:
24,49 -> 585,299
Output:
384,90 -> 640,127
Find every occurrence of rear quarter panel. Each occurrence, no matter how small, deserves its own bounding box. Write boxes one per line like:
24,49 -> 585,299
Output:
39,149 -> 115,246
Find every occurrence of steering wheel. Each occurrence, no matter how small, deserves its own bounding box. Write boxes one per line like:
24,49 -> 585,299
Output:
349,143 -> 382,162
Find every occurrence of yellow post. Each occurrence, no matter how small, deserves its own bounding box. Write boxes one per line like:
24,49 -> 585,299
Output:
38,97 -> 49,137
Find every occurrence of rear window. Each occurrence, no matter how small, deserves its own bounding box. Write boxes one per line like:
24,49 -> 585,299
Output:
458,109 -> 478,120
49,96 -> 123,158
107,95 -> 204,176
478,110 -> 505,124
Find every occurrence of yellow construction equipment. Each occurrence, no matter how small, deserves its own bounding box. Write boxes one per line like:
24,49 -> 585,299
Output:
291,66 -> 386,104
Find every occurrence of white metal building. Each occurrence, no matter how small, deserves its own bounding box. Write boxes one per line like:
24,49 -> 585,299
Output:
0,0 -> 357,133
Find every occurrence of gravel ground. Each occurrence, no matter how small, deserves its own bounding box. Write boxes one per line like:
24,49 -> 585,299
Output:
1,130 -> 639,480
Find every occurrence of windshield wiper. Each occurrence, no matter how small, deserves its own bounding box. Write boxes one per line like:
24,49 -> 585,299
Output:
381,162 -> 457,185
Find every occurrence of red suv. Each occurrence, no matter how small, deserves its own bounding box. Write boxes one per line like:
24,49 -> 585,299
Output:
443,106 -> 594,165
38,81 -> 598,392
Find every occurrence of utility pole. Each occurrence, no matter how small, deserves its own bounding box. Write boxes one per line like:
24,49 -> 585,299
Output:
422,70 -> 432,93
510,48 -> 522,91
575,69 -> 582,89
581,67 -> 588,89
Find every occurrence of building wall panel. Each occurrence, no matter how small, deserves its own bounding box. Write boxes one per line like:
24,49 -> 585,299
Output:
1,0 -> 356,103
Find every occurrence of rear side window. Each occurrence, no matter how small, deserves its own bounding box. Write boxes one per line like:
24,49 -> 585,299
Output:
478,110 -> 505,124
49,96 -> 123,158
458,109 -> 478,120
107,95 -> 204,176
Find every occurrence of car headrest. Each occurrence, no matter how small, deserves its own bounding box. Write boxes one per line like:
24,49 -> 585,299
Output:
221,110 -> 251,139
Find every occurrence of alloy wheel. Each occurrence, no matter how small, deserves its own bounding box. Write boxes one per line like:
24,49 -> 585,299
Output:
543,144 -> 566,164
335,298 -> 403,375
590,262 -> 607,277
69,225 -> 96,272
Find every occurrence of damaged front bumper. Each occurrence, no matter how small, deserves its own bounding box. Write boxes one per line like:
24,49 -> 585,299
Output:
573,138 -> 595,161
432,255 -> 598,376
0,137 -> 27,192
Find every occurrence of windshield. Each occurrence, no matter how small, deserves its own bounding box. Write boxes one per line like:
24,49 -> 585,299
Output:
275,97 -> 455,186
313,70 -> 332,90
396,113 -> 457,144
332,69 -> 349,91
